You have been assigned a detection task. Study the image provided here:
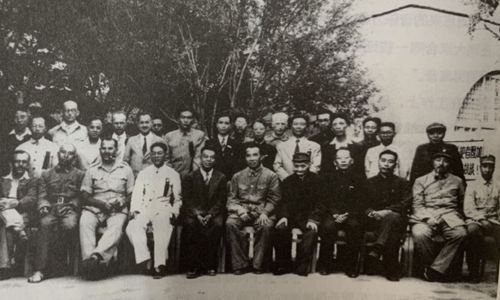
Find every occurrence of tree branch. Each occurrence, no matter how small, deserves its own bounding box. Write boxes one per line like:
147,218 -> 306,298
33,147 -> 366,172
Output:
357,4 -> 500,27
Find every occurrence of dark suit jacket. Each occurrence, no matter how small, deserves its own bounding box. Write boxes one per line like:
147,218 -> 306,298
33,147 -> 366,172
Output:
313,169 -> 366,223
409,142 -> 465,184
181,169 -> 227,218
309,130 -> 335,148
365,173 -> 412,217
0,175 -> 46,217
205,138 -> 245,180
278,172 -> 324,225
321,142 -> 364,177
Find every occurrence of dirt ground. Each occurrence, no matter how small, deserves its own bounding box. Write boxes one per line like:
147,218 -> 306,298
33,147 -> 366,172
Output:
0,265 -> 497,300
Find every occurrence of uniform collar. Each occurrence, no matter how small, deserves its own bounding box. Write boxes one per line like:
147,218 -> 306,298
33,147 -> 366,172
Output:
329,136 -> 354,147
60,121 -> 81,134
30,137 -> 46,144
248,165 -> 263,177
432,170 -> 449,181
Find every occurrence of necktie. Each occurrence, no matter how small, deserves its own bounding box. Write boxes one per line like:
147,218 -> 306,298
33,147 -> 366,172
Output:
143,136 -> 147,155
205,172 -> 210,185
294,139 -> 300,154
220,138 -> 226,151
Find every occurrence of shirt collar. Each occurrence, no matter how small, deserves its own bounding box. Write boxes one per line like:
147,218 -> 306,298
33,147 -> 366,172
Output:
60,121 -> 81,133
98,161 -> 122,173
329,136 -> 354,147
4,171 -> 29,181
218,134 -> 229,142
55,164 -> 74,174
30,137 -> 46,144
179,128 -> 192,136
200,168 -> 213,179
9,128 -> 31,138
113,132 -> 126,140
271,131 -> 289,141
483,178 -> 493,186
248,165 -> 263,177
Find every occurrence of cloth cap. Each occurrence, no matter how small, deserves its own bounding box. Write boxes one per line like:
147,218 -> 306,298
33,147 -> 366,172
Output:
480,155 -> 496,165
433,147 -> 452,159
292,152 -> 311,163
426,122 -> 446,133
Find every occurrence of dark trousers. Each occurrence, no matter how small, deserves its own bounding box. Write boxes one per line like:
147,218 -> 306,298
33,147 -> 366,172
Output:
466,222 -> 500,276
226,215 -> 275,271
34,210 -> 79,272
183,215 -> 224,271
365,212 -> 405,274
318,217 -> 363,272
273,220 -> 318,273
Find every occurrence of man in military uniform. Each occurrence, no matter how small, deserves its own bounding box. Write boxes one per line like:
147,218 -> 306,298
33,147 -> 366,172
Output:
410,148 -> 467,282
226,143 -> 281,275
79,138 -> 135,278
410,123 -> 465,184
464,155 -> 500,283
28,144 -> 85,283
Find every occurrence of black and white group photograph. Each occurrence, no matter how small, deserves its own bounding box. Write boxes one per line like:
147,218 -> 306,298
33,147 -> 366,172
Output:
0,0 -> 499,299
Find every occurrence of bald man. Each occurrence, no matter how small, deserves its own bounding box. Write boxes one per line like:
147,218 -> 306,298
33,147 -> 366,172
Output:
264,112 -> 291,147
28,144 -> 85,283
49,100 -> 88,148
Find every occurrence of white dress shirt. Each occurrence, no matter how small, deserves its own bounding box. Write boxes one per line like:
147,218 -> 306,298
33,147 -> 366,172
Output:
16,137 -> 59,178
112,132 -> 127,162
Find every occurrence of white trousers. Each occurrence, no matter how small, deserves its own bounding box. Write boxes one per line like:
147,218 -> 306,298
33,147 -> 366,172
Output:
125,213 -> 173,268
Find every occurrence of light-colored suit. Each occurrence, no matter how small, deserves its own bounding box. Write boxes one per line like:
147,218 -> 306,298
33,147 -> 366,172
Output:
274,137 -> 321,181
123,133 -> 168,177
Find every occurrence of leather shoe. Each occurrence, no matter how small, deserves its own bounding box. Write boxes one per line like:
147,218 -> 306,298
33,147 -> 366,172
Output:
186,269 -> 200,279
386,275 -> 400,282
207,269 -> 216,276
467,274 -> 481,284
82,255 -> 100,276
233,267 -> 250,275
345,270 -> 359,278
295,270 -> 308,277
253,268 -> 264,274
423,267 -> 442,282
0,269 -> 11,281
273,267 -> 288,276
153,265 -> 166,279
319,269 -> 329,276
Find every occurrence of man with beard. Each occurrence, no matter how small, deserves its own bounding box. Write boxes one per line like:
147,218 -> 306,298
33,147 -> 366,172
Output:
126,142 -> 181,279
314,147 -> 365,277
410,123 -> 465,184
182,146 -> 227,279
226,144 -> 281,275
231,113 -> 249,144
28,144 -> 85,283
124,112 -> 168,177
309,110 -> 336,148
274,115 -> 321,181
273,152 -> 323,276
243,120 -> 276,170
364,149 -> 412,281
410,148 -> 467,282
165,108 -> 206,176
79,138 -> 134,279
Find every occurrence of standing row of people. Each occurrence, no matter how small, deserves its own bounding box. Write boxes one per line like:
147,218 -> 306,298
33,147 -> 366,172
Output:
0,100 -> 497,286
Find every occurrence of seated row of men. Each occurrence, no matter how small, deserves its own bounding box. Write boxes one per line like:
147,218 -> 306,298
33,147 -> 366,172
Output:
0,137 -> 497,284
0,100 -> 495,285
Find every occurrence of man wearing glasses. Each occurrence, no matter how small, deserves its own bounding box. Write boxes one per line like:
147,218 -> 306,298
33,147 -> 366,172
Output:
49,100 -> 88,148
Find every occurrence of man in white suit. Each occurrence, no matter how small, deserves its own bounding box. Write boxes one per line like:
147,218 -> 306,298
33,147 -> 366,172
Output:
274,114 -> 321,181
126,142 -> 181,279
123,112 -> 168,177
